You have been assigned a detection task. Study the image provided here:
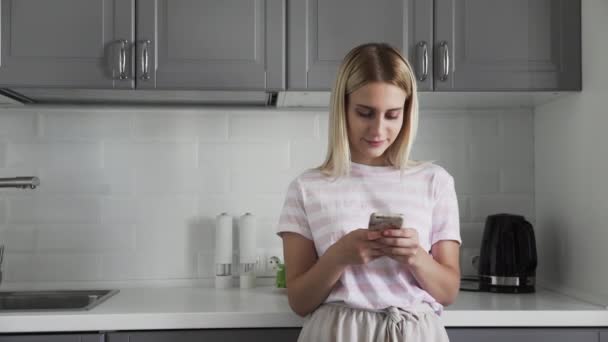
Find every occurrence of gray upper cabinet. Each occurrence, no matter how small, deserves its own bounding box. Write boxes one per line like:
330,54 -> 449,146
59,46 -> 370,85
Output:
288,0 -> 433,91
435,0 -> 581,91
136,0 -> 285,90
0,0 -> 135,89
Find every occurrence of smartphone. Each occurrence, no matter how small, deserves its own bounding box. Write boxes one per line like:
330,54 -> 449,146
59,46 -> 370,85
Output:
368,212 -> 404,231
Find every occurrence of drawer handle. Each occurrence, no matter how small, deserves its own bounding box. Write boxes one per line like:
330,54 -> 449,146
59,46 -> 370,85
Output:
416,41 -> 428,81
141,40 -> 151,80
439,41 -> 450,81
118,39 -> 129,80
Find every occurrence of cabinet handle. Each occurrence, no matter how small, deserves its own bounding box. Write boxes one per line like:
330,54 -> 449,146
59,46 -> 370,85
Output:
439,41 -> 450,81
140,40 -> 151,80
416,41 -> 428,81
118,39 -> 129,80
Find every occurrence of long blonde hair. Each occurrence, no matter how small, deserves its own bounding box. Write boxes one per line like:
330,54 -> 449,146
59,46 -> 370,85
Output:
319,43 -> 423,177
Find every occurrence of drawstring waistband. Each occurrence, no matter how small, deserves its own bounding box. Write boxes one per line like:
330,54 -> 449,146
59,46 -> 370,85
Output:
385,305 -> 423,335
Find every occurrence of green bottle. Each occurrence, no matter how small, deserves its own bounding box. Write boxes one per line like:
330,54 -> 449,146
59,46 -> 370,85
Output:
276,263 -> 286,288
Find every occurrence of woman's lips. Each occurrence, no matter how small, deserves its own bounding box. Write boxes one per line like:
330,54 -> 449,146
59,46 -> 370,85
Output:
365,139 -> 384,148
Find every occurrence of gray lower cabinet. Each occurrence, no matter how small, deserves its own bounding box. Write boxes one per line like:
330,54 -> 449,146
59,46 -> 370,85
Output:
447,328 -> 600,342
135,0 -> 285,90
0,334 -> 104,342
288,0 -> 433,91
0,0 -> 135,89
435,0 -> 581,91
106,329 -> 301,342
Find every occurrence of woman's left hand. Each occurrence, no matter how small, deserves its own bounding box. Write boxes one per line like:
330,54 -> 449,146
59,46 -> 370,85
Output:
379,228 -> 422,266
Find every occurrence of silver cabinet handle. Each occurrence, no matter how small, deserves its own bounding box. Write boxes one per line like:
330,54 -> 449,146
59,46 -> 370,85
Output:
118,39 -> 128,80
140,40 -> 151,80
439,41 -> 450,81
416,41 -> 428,81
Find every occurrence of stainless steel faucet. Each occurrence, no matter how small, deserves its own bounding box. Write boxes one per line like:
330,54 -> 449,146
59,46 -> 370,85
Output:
0,177 -> 40,189
0,176 -> 40,286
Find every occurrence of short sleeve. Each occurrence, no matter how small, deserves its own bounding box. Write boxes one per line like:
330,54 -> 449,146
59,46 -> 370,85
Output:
430,170 -> 462,246
276,178 -> 313,240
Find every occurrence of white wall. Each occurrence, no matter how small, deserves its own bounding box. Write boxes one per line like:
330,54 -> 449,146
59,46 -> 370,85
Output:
0,105 -> 534,286
535,0 -> 608,304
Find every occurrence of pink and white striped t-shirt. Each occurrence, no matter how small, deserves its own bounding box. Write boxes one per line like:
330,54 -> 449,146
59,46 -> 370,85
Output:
277,161 -> 461,314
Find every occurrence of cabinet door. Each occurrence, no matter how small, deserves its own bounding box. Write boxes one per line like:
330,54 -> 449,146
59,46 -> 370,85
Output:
0,0 -> 134,89
136,0 -> 285,90
0,334 -> 104,342
107,329 -> 301,342
288,0 -> 433,91
447,328 -> 599,342
435,0 -> 581,91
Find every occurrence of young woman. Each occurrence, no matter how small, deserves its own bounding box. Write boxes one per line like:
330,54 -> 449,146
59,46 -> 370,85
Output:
277,43 -> 461,341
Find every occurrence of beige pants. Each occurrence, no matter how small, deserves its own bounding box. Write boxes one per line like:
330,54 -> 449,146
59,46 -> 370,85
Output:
297,302 -> 450,342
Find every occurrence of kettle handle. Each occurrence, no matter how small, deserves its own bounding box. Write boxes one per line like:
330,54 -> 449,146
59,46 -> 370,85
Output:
521,219 -> 538,272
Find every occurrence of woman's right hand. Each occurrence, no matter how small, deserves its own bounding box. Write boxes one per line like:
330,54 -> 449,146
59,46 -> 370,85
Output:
329,229 -> 385,266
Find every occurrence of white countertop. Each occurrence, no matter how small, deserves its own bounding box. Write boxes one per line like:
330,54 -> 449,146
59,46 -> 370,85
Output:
0,286 -> 607,333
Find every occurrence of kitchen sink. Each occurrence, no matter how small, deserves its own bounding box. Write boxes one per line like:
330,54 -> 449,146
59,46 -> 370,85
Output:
0,289 -> 119,312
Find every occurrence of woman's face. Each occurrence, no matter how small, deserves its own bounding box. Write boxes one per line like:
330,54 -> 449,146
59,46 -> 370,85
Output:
346,82 -> 406,166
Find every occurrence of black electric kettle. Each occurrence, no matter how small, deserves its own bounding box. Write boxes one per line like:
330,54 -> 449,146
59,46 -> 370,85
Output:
477,213 -> 537,293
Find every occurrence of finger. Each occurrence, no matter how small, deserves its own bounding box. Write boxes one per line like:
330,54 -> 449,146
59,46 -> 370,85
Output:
382,246 -> 418,256
383,228 -> 417,238
369,249 -> 385,257
379,237 -> 418,248
367,241 -> 387,250
366,230 -> 383,240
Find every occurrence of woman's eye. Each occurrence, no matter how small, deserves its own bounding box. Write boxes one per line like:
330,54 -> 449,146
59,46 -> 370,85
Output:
357,110 -> 373,117
386,112 -> 401,119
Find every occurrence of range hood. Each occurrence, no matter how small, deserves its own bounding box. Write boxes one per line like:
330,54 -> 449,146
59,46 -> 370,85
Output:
0,88 -> 572,110
0,88 -> 337,108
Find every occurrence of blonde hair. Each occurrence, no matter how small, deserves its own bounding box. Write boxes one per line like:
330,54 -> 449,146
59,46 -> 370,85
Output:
319,43 -> 424,177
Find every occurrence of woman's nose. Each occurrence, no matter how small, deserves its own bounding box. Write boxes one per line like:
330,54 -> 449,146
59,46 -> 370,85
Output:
369,116 -> 384,134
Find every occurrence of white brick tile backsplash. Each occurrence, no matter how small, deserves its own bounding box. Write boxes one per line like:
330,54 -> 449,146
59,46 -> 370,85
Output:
0,199 -> 5,223
0,110 -> 37,139
7,196 -> 99,224
500,109 -> 534,137
135,196 -> 198,226
0,225 -> 36,252
99,197 -> 137,223
42,110 -> 132,140
3,254 -> 34,281
500,166 -> 535,193
0,143 -> 5,168
199,143 -> 290,170
457,196 -> 469,221
231,167 -> 293,194
37,224 -> 135,252
456,164 -> 500,195
101,252 -> 192,279
229,111 -> 318,141
9,254 -> 101,282
6,142 -> 101,169
198,195 -> 284,220
134,111 -> 228,141
197,252 -> 215,277
104,142 -> 197,170
38,167 -> 133,195
0,107 -> 535,284
470,195 -> 534,222
469,112 -> 500,137
417,112 -> 469,142
290,140 -> 327,173
460,222 -> 486,248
